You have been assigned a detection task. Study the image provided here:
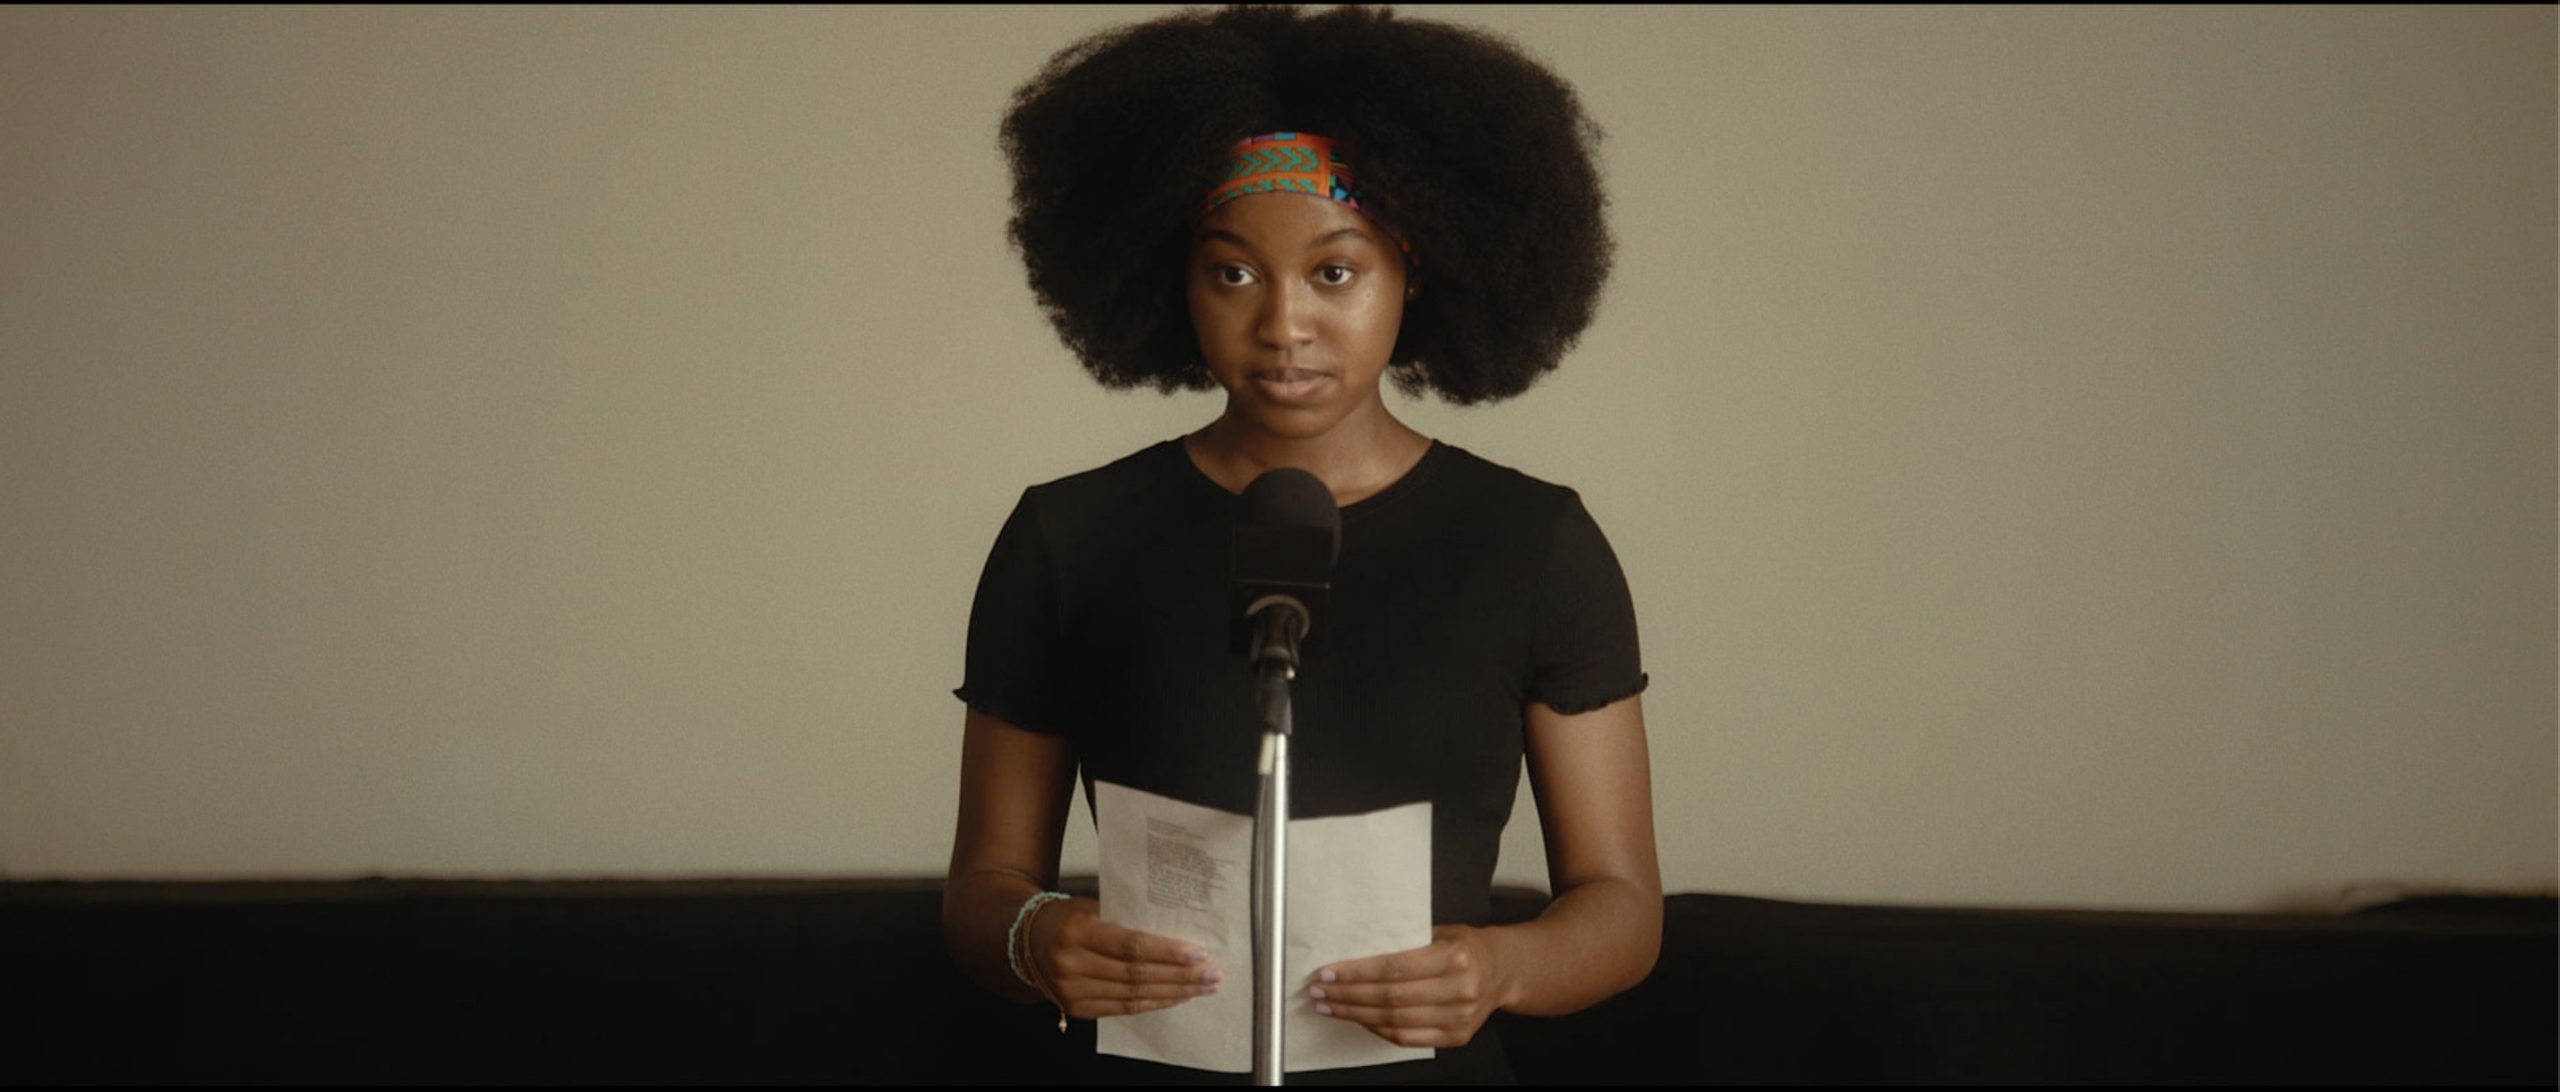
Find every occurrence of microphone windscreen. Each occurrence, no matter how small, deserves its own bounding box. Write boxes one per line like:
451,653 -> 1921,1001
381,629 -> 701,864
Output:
1238,468 -> 1341,570
1232,468 -> 1338,655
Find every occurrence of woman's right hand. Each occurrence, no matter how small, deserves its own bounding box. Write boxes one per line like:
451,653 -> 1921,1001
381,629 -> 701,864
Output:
944,711 -> 1219,1015
1027,896 -> 1222,1018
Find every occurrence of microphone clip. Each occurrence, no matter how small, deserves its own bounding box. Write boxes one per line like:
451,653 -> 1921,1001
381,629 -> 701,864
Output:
1244,593 -> 1311,677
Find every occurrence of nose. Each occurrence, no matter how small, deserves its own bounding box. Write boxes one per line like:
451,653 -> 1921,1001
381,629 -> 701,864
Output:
1254,278 -> 1315,350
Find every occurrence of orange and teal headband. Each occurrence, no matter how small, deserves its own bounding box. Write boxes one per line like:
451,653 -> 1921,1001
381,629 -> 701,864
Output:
1203,131 -> 1414,262
1205,131 -> 1369,214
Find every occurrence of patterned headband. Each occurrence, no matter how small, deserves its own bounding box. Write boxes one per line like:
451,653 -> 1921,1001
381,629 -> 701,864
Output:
1202,131 -> 1414,262
1204,132 -> 1367,214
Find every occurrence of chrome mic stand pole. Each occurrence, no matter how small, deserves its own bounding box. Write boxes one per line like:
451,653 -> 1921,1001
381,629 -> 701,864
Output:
1248,598 -> 1303,1086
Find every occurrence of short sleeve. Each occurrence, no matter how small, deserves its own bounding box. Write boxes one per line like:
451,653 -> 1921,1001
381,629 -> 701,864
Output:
1525,493 -> 1649,714
952,491 -> 1071,736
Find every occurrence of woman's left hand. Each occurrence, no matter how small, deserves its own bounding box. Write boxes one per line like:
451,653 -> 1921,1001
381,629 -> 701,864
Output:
1307,924 -> 1515,1048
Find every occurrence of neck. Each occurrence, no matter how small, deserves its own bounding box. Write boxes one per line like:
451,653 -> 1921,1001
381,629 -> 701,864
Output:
1187,407 -> 1430,507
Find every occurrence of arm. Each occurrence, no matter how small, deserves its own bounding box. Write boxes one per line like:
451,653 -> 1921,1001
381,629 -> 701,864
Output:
1488,691 -> 1663,1013
942,707 -> 1223,1014
1311,692 -> 1661,1043
942,706 -> 1078,1003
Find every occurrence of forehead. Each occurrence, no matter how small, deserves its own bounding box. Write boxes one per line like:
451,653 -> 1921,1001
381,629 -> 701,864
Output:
1193,192 -> 1389,254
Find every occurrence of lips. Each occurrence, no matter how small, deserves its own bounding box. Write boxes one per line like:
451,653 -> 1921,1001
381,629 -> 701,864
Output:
1250,368 -> 1332,404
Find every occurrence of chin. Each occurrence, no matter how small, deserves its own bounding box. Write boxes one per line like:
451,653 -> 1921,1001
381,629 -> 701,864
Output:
1251,415 -> 1343,442
1231,402 -> 1347,441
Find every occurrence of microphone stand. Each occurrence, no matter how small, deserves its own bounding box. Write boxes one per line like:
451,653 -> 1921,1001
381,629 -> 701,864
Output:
1247,597 -> 1306,1086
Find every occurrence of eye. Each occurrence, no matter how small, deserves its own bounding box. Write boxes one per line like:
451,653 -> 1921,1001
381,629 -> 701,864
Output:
1212,264 -> 1256,287
1315,264 -> 1355,287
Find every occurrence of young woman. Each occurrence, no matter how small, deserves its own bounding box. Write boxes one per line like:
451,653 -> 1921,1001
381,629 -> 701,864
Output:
944,7 -> 1659,1083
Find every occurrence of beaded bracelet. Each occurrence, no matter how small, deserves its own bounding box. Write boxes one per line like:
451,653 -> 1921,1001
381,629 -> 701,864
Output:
1006,890 -> 1072,1029
1020,910 -> 1070,1033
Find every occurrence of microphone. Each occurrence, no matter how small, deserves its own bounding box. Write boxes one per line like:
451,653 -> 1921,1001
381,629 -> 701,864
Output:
1230,470 -> 1335,1085
1230,468 -> 1339,671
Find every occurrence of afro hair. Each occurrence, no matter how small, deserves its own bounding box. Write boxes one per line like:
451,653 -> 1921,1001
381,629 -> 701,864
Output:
999,4 -> 1612,406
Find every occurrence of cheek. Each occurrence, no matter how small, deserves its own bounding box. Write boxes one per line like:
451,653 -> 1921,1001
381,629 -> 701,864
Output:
1185,285 -> 1236,349
1187,293 -> 1261,384
1355,291 -> 1407,351
1184,280 -> 1213,330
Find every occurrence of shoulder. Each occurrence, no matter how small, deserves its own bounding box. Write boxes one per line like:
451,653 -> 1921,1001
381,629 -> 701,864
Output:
1011,439 -> 1192,520
1423,442 -> 1592,529
1002,439 -> 1207,558
1421,446 -> 1636,600
1022,439 -> 1183,501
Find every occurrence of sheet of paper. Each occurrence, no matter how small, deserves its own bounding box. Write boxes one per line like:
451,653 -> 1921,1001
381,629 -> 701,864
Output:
1093,779 -> 1433,1074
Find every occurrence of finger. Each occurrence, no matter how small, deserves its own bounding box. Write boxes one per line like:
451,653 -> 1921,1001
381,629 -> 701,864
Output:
1053,967 -> 1222,1002
1314,994 -> 1470,1024
1058,989 -> 1206,1021
1313,1001 -> 1476,1048
1310,975 -> 1474,1013
1058,945 -> 1221,982
1066,917 -> 1216,969
1314,942 -> 1458,986
1051,977 -> 1216,1020
1367,1022 -> 1469,1049
1055,946 -> 1225,990
1073,993 -> 1205,1019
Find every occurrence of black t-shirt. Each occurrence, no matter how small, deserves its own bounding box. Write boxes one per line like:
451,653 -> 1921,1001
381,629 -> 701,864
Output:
954,437 -> 1646,1082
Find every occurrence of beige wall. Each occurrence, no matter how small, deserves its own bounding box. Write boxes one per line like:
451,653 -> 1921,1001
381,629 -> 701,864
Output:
1,5 -> 2550,911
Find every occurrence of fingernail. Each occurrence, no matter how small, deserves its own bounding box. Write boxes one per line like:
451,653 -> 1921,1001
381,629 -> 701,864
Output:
1315,1002 -> 1333,1016
1186,948 -> 1208,963
1201,968 -> 1222,985
1319,969 -> 1337,984
1308,985 -> 1326,1000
